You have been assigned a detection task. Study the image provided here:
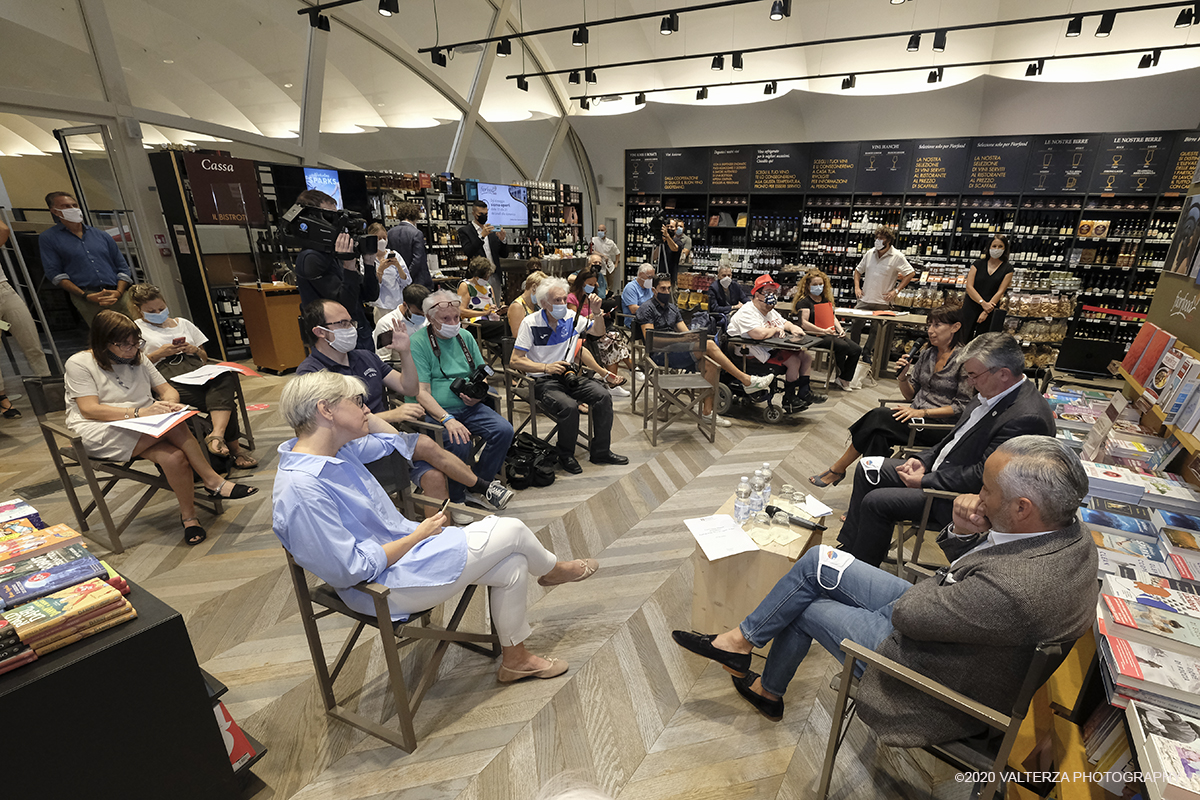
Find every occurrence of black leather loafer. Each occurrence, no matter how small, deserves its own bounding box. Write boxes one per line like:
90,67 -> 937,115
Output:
732,671 -> 783,721
671,630 -> 751,676
590,451 -> 629,466
559,455 -> 583,474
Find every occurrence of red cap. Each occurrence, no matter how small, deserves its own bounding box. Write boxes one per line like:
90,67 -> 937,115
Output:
753,274 -> 780,294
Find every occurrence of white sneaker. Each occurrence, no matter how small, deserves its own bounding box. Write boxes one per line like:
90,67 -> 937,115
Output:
834,377 -> 854,391
451,510 -> 474,525
609,384 -> 631,397
466,480 -> 515,511
712,415 -> 733,428
746,374 -> 774,393
633,370 -> 646,382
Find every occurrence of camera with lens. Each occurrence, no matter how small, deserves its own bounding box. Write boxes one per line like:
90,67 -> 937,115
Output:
559,362 -> 586,391
450,364 -> 495,402
281,203 -> 377,257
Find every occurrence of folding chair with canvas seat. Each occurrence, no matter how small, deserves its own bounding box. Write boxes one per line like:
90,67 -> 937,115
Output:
639,329 -> 718,446
818,636 -> 1076,800
24,375 -> 223,554
500,336 -> 592,451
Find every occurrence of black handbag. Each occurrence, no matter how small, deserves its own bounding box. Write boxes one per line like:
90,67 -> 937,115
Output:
504,432 -> 557,489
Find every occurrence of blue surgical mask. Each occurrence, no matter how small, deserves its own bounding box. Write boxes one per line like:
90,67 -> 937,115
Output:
406,313 -> 426,328
809,284 -> 824,295
143,308 -> 170,325
549,304 -> 569,319
583,284 -> 596,294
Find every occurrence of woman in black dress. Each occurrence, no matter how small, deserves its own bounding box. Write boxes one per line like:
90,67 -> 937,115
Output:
960,235 -> 1014,342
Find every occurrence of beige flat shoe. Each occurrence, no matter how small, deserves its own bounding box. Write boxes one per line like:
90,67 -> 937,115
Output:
497,657 -> 569,683
538,558 -> 599,587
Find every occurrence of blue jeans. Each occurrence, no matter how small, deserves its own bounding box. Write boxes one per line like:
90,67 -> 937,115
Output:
433,401 -> 514,502
739,547 -> 912,697
598,272 -> 609,300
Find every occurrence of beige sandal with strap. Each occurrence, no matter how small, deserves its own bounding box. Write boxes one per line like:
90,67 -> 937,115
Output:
538,558 -> 599,587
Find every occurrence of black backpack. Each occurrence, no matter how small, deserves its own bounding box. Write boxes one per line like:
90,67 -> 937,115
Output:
504,432 -> 558,489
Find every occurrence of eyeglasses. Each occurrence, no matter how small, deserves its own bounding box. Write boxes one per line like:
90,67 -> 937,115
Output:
428,301 -> 458,312
112,338 -> 145,350
964,366 -> 998,382
345,395 -> 365,408
321,319 -> 356,330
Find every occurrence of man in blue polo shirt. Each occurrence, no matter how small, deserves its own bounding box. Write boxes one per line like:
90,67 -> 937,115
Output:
38,191 -> 135,326
620,263 -> 656,327
297,299 -> 513,512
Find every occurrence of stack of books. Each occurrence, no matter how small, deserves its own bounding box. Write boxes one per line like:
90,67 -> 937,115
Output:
1,578 -> 136,657
1082,461 -> 1147,504
1125,699 -> 1200,799
0,498 -> 44,530
0,615 -> 33,676
0,543 -> 107,610
1078,703 -> 1136,789
1122,321 -> 1200,437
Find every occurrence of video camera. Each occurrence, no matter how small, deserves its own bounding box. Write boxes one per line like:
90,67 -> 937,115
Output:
450,364 -> 495,402
281,203 -> 377,258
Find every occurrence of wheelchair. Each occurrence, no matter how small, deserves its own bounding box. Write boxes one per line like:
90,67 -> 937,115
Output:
710,323 -> 810,425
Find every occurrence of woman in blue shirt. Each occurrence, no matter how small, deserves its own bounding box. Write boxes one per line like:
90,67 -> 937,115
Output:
273,370 -> 598,683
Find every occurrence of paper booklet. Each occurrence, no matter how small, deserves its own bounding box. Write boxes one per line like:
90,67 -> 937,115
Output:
109,408 -> 198,437
171,362 -> 260,385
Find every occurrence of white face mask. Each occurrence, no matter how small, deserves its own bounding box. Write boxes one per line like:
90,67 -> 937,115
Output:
641,277 -> 653,289
439,322 -> 461,338
719,276 -> 732,288
809,284 -> 824,295
60,207 -> 84,224
597,231 -> 606,239
377,239 -> 388,253
989,248 -> 1004,259
549,303 -> 569,319
321,326 -> 358,354
874,238 -> 887,251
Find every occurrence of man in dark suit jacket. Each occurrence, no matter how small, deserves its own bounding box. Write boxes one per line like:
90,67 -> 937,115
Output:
457,200 -> 508,271
838,332 -> 1055,567
386,202 -> 431,288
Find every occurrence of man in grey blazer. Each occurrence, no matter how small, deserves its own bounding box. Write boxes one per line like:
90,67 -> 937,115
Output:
838,332 -> 1055,567
671,436 -> 1099,746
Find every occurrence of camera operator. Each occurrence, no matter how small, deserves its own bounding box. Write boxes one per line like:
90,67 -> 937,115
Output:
411,290 -> 515,507
294,189 -> 380,352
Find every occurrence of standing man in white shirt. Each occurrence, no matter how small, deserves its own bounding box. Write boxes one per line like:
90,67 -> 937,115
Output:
589,223 -> 620,299
850,225 -> 915,364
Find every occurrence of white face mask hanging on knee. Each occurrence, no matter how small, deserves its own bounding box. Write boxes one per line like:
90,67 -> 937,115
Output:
817,545 -> 856,590
860,456 -> 885,485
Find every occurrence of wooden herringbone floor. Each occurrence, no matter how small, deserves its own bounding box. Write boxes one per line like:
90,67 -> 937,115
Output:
0,367 -> 963,800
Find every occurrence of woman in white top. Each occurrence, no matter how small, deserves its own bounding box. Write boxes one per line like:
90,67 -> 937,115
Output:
130,284 -> 256,469
64,311 -> 258,545
367,222 -> 410,324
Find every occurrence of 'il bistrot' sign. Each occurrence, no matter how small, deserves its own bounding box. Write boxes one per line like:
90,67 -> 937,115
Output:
182,153 -> 265,226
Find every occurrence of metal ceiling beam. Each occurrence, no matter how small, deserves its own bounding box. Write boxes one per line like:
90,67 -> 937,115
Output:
448,0 -> 519,176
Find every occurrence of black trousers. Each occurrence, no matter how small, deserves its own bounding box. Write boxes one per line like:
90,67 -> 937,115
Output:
848,406 -> 946,457
836,457 -> 953,568
534,375 -> 613,457
817,334 -> 863,382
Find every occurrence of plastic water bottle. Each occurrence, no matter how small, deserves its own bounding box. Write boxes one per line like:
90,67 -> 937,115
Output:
750,470 -> 766,515
760,462 -> 774,507
734,477 -> 753,525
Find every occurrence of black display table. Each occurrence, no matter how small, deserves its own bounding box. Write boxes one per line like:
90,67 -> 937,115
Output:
0,580 -> 241,799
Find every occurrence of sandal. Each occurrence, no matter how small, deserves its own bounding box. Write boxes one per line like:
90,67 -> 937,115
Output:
232,453 -> 259,470
205,435 -> 230,457
0,395 -> 20,420
605,373 -> 628,388
538,558 -> 600,587
204,479 -> 258,500
182,517 -> 207,546
809,469 -> 845,488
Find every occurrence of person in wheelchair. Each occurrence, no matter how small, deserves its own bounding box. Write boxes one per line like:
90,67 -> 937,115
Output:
726,275 -> 827,412
636,274 -> 774,427
671,436 -> 1098,742
274,370 -> 599,683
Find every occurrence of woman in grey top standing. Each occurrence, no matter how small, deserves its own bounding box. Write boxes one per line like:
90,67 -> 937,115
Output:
810,305 -> 969,487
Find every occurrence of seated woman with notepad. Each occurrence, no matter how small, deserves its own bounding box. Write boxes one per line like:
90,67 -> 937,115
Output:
794,268 -> 862,392
64,310 -> 258,546
130,284 -> 255,469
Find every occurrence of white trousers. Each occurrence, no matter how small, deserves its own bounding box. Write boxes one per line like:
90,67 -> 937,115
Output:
388,517 -> 558,647
0,281 -> 51,393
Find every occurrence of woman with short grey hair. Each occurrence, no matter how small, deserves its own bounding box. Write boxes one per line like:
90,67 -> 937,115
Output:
273,370 -> 598,683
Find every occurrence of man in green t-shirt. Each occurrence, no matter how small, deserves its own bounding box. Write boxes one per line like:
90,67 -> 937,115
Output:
412,290 -> 515,508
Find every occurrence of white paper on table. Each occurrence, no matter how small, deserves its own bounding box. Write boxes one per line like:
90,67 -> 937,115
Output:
171,363 -> 244,385
684,514 -> 759,561
835,308 -> 874,316
798,494 -> 833,518
109,408 -> 197,437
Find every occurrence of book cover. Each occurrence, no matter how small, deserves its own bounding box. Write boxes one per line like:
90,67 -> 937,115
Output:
1082,507 -> 1161,540
1162,356 -> 1200,414
213,701 -> 257,771
1128,699 -> 1200,799
0,554 -> 107,610
33,605 -> 137,656
0,525 -> 82,565
1103,634 -> 1200,702
0,500 -> 39,526
1162,528 -> 1200,581
1097,546 -> 1176,578
0,518 -> 38,542
20,598 -> 128,649
1146,349 -> 1185,404
1092,528 -> 1168,561
1089,497 -> 1153,520
0,578 -> 121,640
1102,594 -> 1200,654
1134,329 -> 1179,388
1160,511 -> 1200,534
1123,322 -> 1160,374
1104,572 -> 1200,620
0,649 -> 36,677
0,544 -> 91,583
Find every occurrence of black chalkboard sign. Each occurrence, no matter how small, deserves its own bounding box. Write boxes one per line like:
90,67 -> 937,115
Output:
662,147 -> 711,193
752,143 -> 808,193
964,136 -> 1031,194
625,150 -> 662,194
1089,132 -> 1176,194
709,146 -> 752,192
1025,134 -> 1100,194
806,142 -> 858,194
857,140 -> 913,194
1165,131 -> 1200,193
908,138 -> 971,193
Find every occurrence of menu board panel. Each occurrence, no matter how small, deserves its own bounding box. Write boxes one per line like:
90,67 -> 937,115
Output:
625,149 -> 662,194
183,153 -> 265,225
709,146 -> 752,192
1025,135 -> 1100,193
964,136 -> 1031,194
857,140 -> 913,194
1089,131 -> 1176,194
1165,131 -> 1200,193
752,143 -> 808,193
662,147 -> 710,193
908,138 -> 971,193
806,142 -> 858,194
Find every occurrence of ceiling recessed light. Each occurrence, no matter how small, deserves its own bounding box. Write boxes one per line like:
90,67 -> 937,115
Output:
163,59 -> 174,64
283,83 -> 293,88
377,102 -> 385,106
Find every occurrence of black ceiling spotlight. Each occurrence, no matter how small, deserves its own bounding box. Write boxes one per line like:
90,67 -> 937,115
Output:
635,92 -> 646,105
497,38 -> 512,57
712,54 -> 725,70
1095,11 -> 1115,37
907,33 -> 921,51
841,74 -> 856,90
378,0 -> 398,17
568,70 -> 581,84
1175,7 -> 1193,26
430,47 -> 447,67
573,26 -> 589,46
1138,48 -> 1162,67
732,52 -> 744,70
769,0 -> 791,21
764,80 -> 777,94
581,97 -> 591,110
697,87 -> 709,100
517,76 -> 529,91
1025,58 -> 1044,76
660,12 -> 679,35
932,29 -> 947,52
927,66 -> 944,83
586,68 -> 598,83
1065,14 -> 1083,37
318,13 -> 331,31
